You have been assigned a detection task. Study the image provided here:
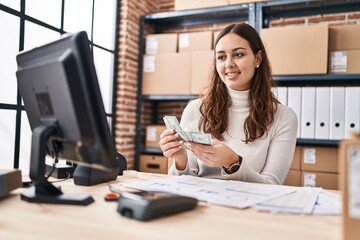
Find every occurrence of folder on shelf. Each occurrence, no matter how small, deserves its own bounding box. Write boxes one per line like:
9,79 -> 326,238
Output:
330,87 -> 345,140
345,87 -> 360,139
301,87 -> 316,139
315,87 -> 330,139
287,87 -> 302,138
272,87 -> 288,105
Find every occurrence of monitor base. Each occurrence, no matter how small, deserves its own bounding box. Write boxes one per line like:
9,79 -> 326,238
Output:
21,185 -> 94,206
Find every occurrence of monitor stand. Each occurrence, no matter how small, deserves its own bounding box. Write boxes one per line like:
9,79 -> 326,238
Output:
73,152 -> 126,186
21,124 -> 94,205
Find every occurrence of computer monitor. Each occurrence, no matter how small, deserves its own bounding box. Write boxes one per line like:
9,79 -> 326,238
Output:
16,31 -> 126,205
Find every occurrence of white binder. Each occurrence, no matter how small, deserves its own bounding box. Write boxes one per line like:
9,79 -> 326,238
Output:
301,87 -> 316,139
330,87 -> 345,140
287,87 -> 302,138
345,87 -> 360,138
272,87 -> 288,105
315,87 -> 330,139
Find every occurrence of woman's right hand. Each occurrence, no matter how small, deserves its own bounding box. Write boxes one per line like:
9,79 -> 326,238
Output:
159,129 -> 187,170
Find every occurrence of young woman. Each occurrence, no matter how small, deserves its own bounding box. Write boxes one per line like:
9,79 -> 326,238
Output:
159,23 -> 297,184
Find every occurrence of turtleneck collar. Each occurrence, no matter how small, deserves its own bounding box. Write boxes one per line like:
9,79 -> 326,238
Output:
227,86 -> 250,109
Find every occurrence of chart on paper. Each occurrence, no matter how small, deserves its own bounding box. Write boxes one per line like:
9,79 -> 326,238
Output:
121,175 -> 295,209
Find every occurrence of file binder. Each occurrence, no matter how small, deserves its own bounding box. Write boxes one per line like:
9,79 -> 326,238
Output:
288,87 -> 302,138
272,87 -> 288,105
301,87 -> 315,138
315,87 -> 330,139
345,87 -> 360,139
330,87 -> 345,140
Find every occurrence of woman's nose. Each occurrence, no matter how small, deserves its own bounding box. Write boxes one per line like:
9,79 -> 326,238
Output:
225,58 -> 234,68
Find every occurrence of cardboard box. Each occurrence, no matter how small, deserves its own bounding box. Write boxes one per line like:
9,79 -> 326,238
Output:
339,138 -> 360,240
142,53 -> 191,95
213,31 -> 221,43
191,51 -> 213,94
145,125 -> 167,148
178,31 -> 213,53
0,169 -> 22,198
329,24 -> 360,51
284,169 -> 301,187
301,171 -> 338,190
140,155 -> 168,174
328,24 -> 360,74
261,24 -> 328,75
300,146 -> 339,173
329,50 -> 360,74
145,33 -> 178,54
175,0 -> 227,11
290,146 -> 301,170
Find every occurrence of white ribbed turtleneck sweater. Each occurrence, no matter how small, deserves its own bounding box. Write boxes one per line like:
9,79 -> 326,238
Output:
168,87 -> 298,184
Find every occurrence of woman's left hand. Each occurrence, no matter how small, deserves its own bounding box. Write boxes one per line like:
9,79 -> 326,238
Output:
186,139 -> 239,168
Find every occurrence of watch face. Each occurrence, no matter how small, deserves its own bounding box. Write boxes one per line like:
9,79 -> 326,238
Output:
230,164 -> 240,173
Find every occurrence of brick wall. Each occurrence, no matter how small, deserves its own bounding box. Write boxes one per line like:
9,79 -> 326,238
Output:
115,0 -> 360,169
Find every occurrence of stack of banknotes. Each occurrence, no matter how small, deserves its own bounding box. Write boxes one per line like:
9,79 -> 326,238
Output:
163,116 -> 213,145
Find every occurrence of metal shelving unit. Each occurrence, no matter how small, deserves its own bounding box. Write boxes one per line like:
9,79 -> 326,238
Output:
134,4 -> 254,170
134,0 -> 360,170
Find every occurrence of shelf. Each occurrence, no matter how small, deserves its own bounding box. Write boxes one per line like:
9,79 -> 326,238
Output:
275,74 -> 360,87
296,139 -> 339,147
142,95 -> 197,101
135,0 -> 359,170
142,4 -> 249,28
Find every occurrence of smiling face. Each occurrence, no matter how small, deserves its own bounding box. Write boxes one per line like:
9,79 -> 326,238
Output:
215,33 -> 262,91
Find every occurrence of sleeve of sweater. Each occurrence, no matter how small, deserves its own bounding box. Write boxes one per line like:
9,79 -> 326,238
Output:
168,99 -> 202,176
222,105 -> 298,184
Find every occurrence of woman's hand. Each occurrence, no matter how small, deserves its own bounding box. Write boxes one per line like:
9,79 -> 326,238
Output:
187,139 -> 238,168
159,129 -> 187,170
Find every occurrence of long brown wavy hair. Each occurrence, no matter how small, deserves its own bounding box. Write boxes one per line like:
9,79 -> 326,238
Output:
199,23 -> 279,143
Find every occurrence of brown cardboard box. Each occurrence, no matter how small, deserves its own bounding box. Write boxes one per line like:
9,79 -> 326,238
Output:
213,31 -> 221,43
284,169 -> 301,186
175,0 -> 227,11
140,154 -> 168,174
142,53 -> 191,95
145,125 -> 167,148
329,24 -> 360,51
301,171 -> 338,190
329,50 -> 360,74
339,138 -> 360,240
178,31 -> 213,53
261,24 -> 328,75
191,51 -> 213,94
290,146 -> 301,170
229,0 -> 270,4
145,33 -> 178,54
300,146 -> 339,173
328,24 -> 360,74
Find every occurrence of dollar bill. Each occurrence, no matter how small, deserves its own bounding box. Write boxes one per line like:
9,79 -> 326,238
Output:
163,116 -> 213,145
188,131 -> 213,145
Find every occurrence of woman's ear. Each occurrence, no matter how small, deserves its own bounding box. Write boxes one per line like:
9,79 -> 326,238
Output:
255,50 -> 263,68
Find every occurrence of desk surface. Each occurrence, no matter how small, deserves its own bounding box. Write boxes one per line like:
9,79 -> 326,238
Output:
0,173 -> 341,240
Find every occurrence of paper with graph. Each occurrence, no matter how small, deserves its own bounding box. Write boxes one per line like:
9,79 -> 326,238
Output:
121,175 -> 295,209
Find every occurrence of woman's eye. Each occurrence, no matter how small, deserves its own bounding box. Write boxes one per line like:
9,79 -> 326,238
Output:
234,53 -> 243,58
217,55 -> 226,61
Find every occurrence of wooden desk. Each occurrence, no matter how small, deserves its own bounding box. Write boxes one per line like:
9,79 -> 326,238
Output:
0,173 -> 341,240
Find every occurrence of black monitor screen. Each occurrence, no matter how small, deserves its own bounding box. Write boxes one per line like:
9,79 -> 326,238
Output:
16,31 -> 124,205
